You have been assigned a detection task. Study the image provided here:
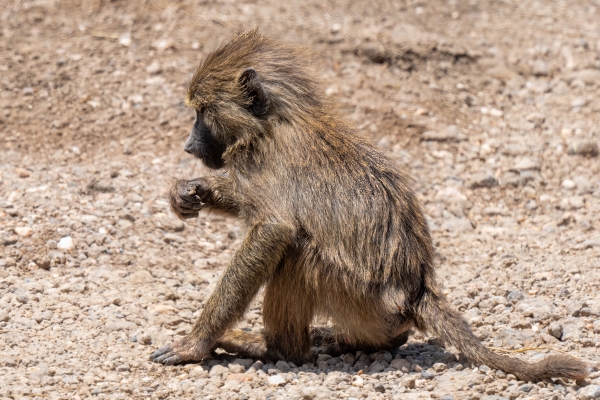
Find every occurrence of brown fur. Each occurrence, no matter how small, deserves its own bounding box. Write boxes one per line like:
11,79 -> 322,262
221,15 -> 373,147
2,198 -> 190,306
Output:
151,30 -> 589,382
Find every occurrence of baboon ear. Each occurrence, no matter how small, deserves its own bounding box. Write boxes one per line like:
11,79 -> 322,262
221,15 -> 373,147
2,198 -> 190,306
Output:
238,68 -> 270,117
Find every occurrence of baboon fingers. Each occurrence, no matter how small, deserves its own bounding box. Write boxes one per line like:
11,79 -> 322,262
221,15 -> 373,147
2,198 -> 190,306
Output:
181,179 -> 212,201
149,344 -> 169,359
150,344 -> 183,365
150,337 -> 212,365
178,197 -> 205,211
172,205 -> 200,220
153,352 -> 183,366
174,185 -> 206,205
170,181 -> 206,219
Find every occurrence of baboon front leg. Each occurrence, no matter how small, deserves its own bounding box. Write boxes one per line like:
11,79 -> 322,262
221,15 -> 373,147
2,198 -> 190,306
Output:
150,223 -> 292,365
193,175 -> 240,216
170,176 -> 240,219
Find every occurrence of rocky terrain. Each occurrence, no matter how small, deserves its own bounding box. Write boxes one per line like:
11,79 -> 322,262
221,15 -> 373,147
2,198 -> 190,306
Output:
1,0 -> 600,399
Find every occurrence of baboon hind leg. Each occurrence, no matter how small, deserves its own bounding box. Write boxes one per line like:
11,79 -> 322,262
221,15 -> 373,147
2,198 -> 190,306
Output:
261,265 -> 315,364
215,329 -> 275,360
216,263 -> 315,364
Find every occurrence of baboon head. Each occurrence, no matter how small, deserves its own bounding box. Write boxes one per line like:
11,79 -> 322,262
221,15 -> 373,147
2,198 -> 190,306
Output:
183,29 -> 322,170
183,68 -> 269,169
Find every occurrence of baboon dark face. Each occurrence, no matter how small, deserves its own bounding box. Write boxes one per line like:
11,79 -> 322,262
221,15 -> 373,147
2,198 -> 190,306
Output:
184,110 -> 227,169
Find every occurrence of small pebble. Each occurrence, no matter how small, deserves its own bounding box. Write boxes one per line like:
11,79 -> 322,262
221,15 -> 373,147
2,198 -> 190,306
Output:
14,226 -> 33,237
470,173 -> 498,189
478,365 -> 491,373
57,236 -> 74,250
421,370 -> 435,380
422,125 -> 467,142
208,364 -> 229,377
548,322 -> 563,340
567,139 -> 599,157
374,383 -> 386,393
519,383 -> 533,392
267,374 -> 286,386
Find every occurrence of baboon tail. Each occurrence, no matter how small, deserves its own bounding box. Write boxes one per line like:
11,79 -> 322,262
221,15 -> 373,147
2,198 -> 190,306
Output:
414,292 -> 589,382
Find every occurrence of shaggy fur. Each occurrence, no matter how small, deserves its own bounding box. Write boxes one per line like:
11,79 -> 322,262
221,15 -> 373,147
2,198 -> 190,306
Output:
152,30 -> 589,382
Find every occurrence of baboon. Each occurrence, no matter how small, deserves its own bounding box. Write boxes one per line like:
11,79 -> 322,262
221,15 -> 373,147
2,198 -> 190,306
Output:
151,30 -> 589,382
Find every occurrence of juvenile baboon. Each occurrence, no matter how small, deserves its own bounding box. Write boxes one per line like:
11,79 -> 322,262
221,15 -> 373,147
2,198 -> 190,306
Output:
151,30 -> 589,382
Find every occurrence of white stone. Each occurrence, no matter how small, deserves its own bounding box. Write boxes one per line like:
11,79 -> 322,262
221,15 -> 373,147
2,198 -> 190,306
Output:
152,38 -> 175,51
267,374 -> 286,386
146,61 -> 162,74
80,215 -> 98,223
119,32 -> 132,47
572,97 -> 588,108
14,226 -> 33,237
489,108 -> 503,117
352,376 -> 364,387
562,179 -> 576,189
512,157 -> 541,171
128,94 -> 143,104
57,236 -> 74,250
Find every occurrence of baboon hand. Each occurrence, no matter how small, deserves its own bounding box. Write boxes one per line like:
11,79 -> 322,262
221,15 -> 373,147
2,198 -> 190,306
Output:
150,337 -> 213,365
170,179 -> 209,220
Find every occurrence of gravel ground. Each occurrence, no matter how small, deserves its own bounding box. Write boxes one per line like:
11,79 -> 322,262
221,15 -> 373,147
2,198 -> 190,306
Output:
1,0 -> 600,399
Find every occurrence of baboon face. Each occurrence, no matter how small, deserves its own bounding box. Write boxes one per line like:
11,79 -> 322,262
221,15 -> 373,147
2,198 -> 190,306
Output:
184,110 -> 227,170
184,68 -> 271,170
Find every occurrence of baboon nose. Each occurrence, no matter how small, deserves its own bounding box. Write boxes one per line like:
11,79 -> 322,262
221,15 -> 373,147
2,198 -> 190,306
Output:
184,140 -> 194,154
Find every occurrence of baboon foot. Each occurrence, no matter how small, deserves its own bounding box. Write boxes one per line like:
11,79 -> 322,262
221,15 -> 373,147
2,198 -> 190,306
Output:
310,327 -> 354,356
387,330 -> 410,348
215,329 -> 272,360
310,327 -> 410,356
216,329 -> 312,365
150,337 -> 212,365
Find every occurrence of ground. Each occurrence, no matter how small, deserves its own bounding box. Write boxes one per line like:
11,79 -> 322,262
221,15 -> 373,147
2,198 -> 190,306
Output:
1,0 -> 600,399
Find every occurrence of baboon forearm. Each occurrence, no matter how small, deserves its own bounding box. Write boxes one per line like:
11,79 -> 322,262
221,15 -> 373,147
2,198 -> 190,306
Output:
198,176 -> 240,216
188,223 -> 292,340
